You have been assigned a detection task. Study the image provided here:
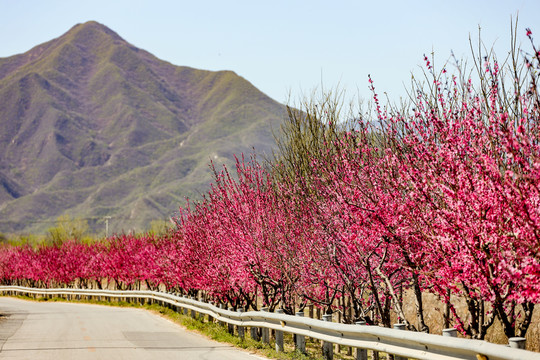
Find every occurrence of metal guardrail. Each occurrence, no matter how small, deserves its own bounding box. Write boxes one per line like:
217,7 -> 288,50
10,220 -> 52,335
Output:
0,286 -> 538,360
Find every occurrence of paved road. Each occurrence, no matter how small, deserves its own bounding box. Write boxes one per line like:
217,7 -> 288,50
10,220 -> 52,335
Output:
0,297 -> 265,360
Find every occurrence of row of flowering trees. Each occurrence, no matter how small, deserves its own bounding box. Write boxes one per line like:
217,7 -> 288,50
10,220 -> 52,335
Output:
1,28 -> 539,342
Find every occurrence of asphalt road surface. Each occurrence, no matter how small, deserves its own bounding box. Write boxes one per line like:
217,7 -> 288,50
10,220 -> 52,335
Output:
0,297 -> 266,360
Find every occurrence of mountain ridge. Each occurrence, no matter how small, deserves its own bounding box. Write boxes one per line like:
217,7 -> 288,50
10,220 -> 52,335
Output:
0,21 -> 285,234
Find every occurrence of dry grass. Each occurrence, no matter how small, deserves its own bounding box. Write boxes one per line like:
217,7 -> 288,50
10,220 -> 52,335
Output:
400,291 -> 540,352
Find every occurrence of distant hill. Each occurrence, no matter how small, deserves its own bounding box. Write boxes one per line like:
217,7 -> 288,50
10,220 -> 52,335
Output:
0,21 -> 286,235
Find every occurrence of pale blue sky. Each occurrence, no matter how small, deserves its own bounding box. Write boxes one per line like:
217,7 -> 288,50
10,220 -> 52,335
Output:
1,0 -> 538,105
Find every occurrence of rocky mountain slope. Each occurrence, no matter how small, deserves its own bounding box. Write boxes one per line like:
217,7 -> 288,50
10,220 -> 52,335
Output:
0,21 -> 285,234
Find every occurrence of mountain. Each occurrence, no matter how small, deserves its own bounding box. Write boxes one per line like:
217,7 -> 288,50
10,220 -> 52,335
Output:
0,21 -> 285,235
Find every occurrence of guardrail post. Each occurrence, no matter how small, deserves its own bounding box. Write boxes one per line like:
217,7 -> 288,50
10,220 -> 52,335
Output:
509,337 -> 526,349
173,293 -> 180,313
208,301 -> 215,323
261,307 -> 270,345
183,296 -> 189,316
295,311 -> 306,354
443,328 -> 457,337
250,308 -> 260,341
355,321 -> 368,360
250,326 -> 260,341
218,304 -> 225,327
275,309 -> 284,352
393,323 -> 407,360
190,297 -> 197,319
174,293 -> 182,314
227,307 -> 235,334
168,292 -> 174,309
322,314 -> 333,360
237,307 -> 245,340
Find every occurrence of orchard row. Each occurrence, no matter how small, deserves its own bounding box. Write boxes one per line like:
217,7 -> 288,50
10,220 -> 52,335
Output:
1,28 -> 539,342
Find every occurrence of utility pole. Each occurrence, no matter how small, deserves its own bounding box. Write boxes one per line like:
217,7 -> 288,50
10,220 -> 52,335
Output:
104,216 -> 112,238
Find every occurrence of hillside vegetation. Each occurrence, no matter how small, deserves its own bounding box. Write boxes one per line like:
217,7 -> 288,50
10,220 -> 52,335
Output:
0,21 -> 285,234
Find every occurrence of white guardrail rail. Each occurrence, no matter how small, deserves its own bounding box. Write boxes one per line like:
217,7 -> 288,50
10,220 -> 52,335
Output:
0,286 -> 538,360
